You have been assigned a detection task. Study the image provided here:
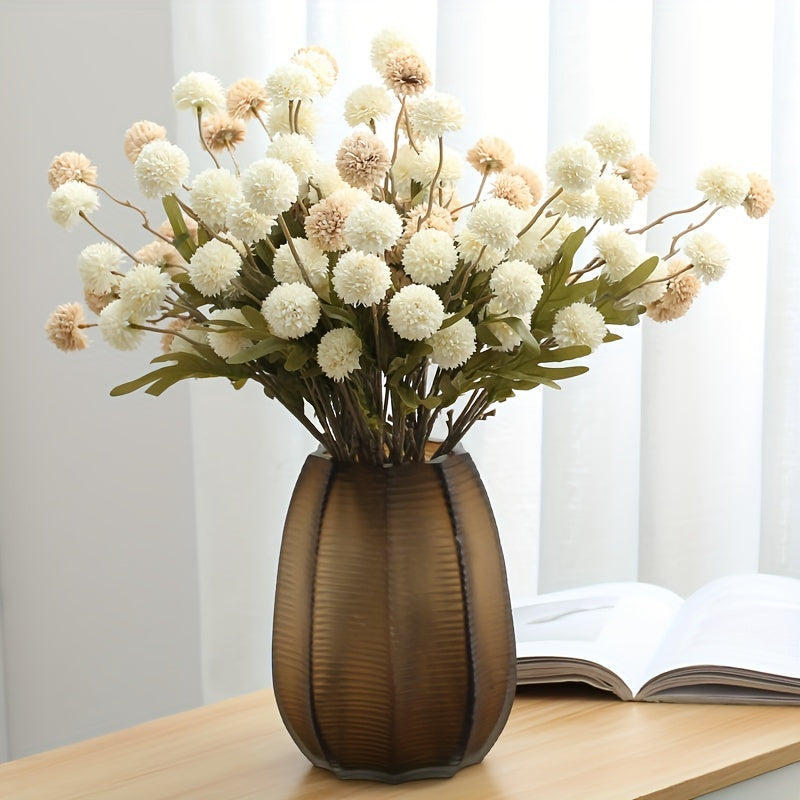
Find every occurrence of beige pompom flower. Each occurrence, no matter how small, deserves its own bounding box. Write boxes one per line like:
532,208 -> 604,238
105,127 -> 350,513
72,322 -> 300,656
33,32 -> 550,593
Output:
48,152 -> 97,189
240,157 -> 299,216
134,141 -> 190,199
261,282 -> 321,339
272,238 -> 330,294
265,63 -> 318,103
332,250 -> 392,307
335,130 -> 391,189
490,259 -> 545,316
123,121 -> 167,164
266,133 -> 319,182
187,239 -> 242,296
135,240 -> 185,273
546,140 -> 601,191
595,174 -> 638,224
465,197 -> 520,251
466,137 -> 515,174
370,28 -> 414,72
45,302 -> 90,351
48,181 -> 100,229
344,84 -> 394,127
189,167 -> 242,230
160,316 -> 193,353
427,317 -> 476,369
387,283 -> 445,341
343,200 -> 403,253
292,47 -> 338,96
173,72 -> 226,114
98,299 -> 145,351
383,49 -> 431,97
402,228 -> 458,286
207,308 -> 251,359
118,263 -> 171,318
594,228 -> 641,282
202,114 -> 247,152
504,165 -> 543,206
646,257 -> 701,322
84,287 -> 116,315
317,327 -> 362,381
743,172 -> 775,219
684,231 -> 729,283
696,165 -> 750,208
618,154 -> 658,199
226,78 -> 269,120
304,188 -> 367,251
552,302 -> 607,351
585,121 -> 635,164
226,199 -> 274,245
77,242 -> 124,295
407,91 -> 464,138
491,171 -> 536,210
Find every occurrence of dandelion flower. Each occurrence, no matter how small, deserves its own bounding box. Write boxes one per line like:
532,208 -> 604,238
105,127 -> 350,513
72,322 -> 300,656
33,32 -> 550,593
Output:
383,49 -> 431,97
595,174 -> 638,224
335,130 -> 391,189
743,172 -> 774,219
98,299 -> 145,351
343,84 -> 394,127
332,250 -> 392,306
261,282 -> 321,339
265,63 -> 318,103
427,317 -> 476,369
546,140 -> 601,191
317,327 -> 362,380
466,137 -> 515,174
594,228 -> 642,282
48,151 -> 97,189
585,121 -> 635,164
646,257 -> 701,322
618,154 -> 658,199
189,167 -> 242,230
207,308 -> 251,359
465,197 -> 520,252
48,180 -> 99,229
226,77 -> 269,120
226,198 -> 274,244
684,231 -> 729,283
187,239 -> 242,295
402,228 -> 458,285
387,283 -> 445,340
407,91 -> 464,138
77,242 -> 124,295
202,114 -> 247,152
343,200 -> 403,253
266,133 -> 319,182
119,263 -> 171,318
272,238 -> 330,294
45,302 -> 89,351
123,121 -> 167,164
240,157 -> 299,216
172,72 -> 226,114
134,140 -> 190,198
552,302 -> 606,351
490,259 -> 544,316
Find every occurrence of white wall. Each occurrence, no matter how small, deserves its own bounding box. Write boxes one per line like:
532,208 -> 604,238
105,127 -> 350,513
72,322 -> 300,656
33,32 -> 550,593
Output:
0,0 -> 202,759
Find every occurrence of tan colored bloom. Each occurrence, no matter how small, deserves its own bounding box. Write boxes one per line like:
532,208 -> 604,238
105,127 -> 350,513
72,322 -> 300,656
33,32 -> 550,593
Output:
136,240 -> 186,274
84,287 -> 116,315
646,257 -> 701,322
335,130 -> 391,189
160,316 -> 193,353
504,165 -> 543,206
491,171 -> 535,209
45,302 -> 89,351
296,45 -> 339,78
383,49 -> 431,97
304,192 -> 360,251
201,113 -> 247,151
48,152 -> 97,189
226,77 -> 269,120
743,172 -> 774,219
123,121 -> 167,164
619,153 -> 658,199
387,203 -> 454,264
466,137 -> 515,174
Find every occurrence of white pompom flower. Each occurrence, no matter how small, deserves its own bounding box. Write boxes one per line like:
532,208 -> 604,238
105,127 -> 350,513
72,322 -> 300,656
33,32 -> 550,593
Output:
225,198 -> 274,244
585,121 -> 635,164
595,174 -> 638,224
207,308 -> 251,359
187,239 -> 242,296
332,250 -> 392,306
48,181 -> 99,229
552,302 -> 607,351
482,299 -> 525,353
118,263 -> 171,318
261,282 -> 321,339
427,316 -> 476,369
98,299 -> 145,351
387,283 -> 445,341
594,228 -> 642,282
489,259 -> 545,316
510,213 -> 576,270
343,200 -> 403,253
465,197 -> 520,252
407,91 -> 465,138
402,228 -> 458,285
684,231 -> 729,283
241,157 -> 299,216
265,133 -> 319,183
134,141 -> 190,198
77,242 -> 124,294
272,239 -> 330,294
172,72 -> 226,114
265,63 -> 318,103
370,28 -> 414,72
546,140 -> 601,191
456,228 -> 506,271
696,165 -> 750,207
625,257 -> 668,305
409,142 -> 463,186
552,188 -> 598,219
189,168 -> 242,230
317,327 -> 362,381
344,84 -> 394,127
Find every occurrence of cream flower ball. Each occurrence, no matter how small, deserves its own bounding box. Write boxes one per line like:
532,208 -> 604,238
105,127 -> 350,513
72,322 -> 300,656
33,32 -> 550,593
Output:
316,327 -> 362,381
118,263 -> 171,318
77,242 -> 124,295
343,200 -> 403,253
265,63 -> 318,103
261,282 -> 321,339
207,308 -> 251,359
48,180 -> 99,229
625,257 -> 668,305
594,228 -> 642,282
387,283 -> 445,341
187,239 -> 242,296
272,238 -> 330,294
684,231 -> 729,283
344,84 -> 394,127
332,250 -> 392,306
402,228 -> 458,285
134,141 -> 191,198
409,142 -> 463,186
489,259 -> 544,316
482,299 -> 524,352
696,165 -> 750,208
172,72 -> 226,114
427,317 -> 476,369
456,228 -> 506,271
552,302 -> 607,351
546,140 -> 601,191
465,197 -> 519,252
595,174 -> 638,225
225,198 -> 274,244
189,168 -> 242,230
98,299 -> 145,351
265,133 -> 319,183
240,157 -> 299,216
585,121 -> 635,164
407,91 -> 465,138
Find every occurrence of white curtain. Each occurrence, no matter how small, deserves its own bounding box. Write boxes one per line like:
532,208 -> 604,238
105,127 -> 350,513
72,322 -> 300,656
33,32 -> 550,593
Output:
170,0 -> 798,702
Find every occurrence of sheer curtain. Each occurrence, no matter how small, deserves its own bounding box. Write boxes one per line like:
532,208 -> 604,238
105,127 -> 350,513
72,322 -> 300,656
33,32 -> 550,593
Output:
168,0 -> 799,703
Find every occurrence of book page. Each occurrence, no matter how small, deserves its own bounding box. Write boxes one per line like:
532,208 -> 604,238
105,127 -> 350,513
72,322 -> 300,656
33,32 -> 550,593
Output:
644,574 -> 800,685
514,582 -> 683,695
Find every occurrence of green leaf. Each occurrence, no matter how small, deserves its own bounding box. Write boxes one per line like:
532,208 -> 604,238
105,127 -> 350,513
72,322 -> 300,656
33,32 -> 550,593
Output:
162,195 -> 196,262
226,336 -> 286,364
320,302 -> 359,327
284,345 -> 311,371
239,304 -> 269,330
440,303 -> 473,328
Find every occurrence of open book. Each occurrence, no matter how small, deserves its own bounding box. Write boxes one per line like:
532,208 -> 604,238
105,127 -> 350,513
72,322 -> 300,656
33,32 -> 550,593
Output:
514,573 -> 800,704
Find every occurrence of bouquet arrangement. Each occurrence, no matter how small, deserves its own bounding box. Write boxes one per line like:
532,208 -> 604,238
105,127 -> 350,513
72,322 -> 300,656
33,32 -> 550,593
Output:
45,30 -> 773,465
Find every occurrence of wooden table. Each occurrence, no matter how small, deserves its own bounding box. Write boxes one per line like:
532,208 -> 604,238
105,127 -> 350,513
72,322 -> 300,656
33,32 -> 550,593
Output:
3,686 -> 800,799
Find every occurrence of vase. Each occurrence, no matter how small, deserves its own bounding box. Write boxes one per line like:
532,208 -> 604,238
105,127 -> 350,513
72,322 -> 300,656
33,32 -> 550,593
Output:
271,445 -> 516,783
